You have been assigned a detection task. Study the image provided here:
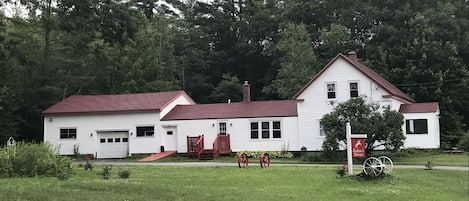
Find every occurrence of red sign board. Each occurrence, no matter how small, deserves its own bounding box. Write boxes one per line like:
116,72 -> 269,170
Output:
351,139 -> 365,158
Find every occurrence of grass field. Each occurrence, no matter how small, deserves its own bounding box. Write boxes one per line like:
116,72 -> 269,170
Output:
148,152 -> 469,167
0,165 -> 467,201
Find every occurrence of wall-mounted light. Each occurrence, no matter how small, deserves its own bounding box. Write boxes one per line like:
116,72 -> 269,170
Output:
230,123 -> 233,127
90,133 -> 93,137
130,132 -> 133,136
212,123 -> 215,127
49,117 -> 53,122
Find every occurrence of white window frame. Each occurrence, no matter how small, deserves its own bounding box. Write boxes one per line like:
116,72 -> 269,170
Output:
349,81 -> 359,98
319,120 -> 326,137
406,119 -> 428,134
326,82 -> 337,99
250,120 -> 282,140
218,121 -> 227,135
136,125 -> 155,137
59,128 -> 77,139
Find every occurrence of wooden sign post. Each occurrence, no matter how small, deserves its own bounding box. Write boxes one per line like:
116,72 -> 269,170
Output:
346,122 -> 367,176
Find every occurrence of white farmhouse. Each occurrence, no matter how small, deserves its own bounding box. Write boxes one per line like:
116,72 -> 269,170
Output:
43,52 -> 440,158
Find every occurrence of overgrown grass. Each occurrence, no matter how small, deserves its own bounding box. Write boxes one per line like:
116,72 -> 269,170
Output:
0,166 -> 467,201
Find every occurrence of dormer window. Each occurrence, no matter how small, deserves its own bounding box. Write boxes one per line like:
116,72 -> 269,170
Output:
350,82 -> 359,97
327,83 -> 336,99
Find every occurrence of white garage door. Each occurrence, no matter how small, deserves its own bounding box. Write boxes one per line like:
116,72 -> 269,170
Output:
97,131 -> 129,159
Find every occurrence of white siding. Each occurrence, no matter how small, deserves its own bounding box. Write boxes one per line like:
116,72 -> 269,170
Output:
44,112 -> 162,157
295,58 -> 407,151
402,112 -> 440,148
163,116 -> 299,153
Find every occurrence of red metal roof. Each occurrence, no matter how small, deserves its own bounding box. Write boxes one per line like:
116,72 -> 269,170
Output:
43,91 -> 193,115
399,102 -> 439,113
161,100 -> 298,120
292,53 -> 415,103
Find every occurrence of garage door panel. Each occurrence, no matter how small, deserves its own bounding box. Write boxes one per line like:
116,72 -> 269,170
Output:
97,132 -> 129,159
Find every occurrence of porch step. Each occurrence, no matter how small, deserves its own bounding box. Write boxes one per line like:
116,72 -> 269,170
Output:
139,151 -> 177,162
199,149 -> 214,160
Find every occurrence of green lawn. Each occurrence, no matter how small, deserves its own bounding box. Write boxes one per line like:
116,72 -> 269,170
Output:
390,153 -> 469,167
0,166 -> 467,201
136,152 -> 469,167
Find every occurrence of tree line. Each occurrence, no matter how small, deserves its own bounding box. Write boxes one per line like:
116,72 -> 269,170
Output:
0,0 -> 467,149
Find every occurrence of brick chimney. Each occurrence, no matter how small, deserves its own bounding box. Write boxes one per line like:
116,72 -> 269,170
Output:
243,81 -> 250,102
347,51 -> 357,61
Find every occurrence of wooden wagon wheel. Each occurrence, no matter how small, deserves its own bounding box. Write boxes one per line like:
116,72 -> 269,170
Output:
237,152 -> 249,168
378,156 -> 393,173
362,157 -> 384,177
259,152 -> 270,168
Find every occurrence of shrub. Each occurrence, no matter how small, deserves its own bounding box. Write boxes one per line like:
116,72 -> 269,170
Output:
241,151 -> 294,159
102,165 -> 112,179
0,142 -> 72,179
457,132 -> 469,152
84,158 -> 93,171
118,169 -> 131,179
301,152 -> 324,162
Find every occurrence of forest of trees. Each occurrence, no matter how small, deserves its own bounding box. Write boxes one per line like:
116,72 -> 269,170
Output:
0,0 -> 467,149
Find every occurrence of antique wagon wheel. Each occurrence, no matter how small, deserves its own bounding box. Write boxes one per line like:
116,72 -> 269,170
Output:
237,152 -> 249,168
259,152 -> 270,168
378,156 -> 393,173
362,157 -> 384,177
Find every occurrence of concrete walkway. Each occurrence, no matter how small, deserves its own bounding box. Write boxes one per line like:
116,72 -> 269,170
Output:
82,160 -> 469,171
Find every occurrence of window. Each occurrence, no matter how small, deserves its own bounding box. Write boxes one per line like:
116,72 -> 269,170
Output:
219,122 -> 227,135
107,138 -> 113,143
250,122 -> 259,139
406,119 -> 428,134
136,126 -> 154,137
167,131 -> 173,135
350,82 -> 358,97
327,83 -> 336,99
273,121 -> 281,138
115,138 -> 121,143
122,138 -> 128,142
319,121 -> 326,136
261,122 -> 270,139
100,138 -> 106,143
250,121 -> 282,139
60,128 -> 77,139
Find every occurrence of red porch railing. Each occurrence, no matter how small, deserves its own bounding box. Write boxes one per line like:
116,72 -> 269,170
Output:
213,134 -> 231,158
186,135 -> 201,158
187,134 -> 231,160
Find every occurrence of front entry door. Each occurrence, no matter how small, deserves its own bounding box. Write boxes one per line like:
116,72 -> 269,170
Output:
164,127 -> 177,151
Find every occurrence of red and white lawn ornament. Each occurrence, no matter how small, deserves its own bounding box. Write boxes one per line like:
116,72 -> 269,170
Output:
237,152 -> 249,168
259,152 -> 270,168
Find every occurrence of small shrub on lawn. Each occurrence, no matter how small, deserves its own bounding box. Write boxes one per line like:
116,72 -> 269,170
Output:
425,160 -> 433,170
84,158 -> 93,171
118,169 -> 131,179
0,142 -> 72,179
102,165 -> 112,179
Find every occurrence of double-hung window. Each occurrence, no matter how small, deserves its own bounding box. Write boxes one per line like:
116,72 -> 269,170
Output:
250,122 -> 259,139
250,121 -> 282,139
350,82 -> 359,97
327,83 -> 336,99
319,121 -> 326,136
